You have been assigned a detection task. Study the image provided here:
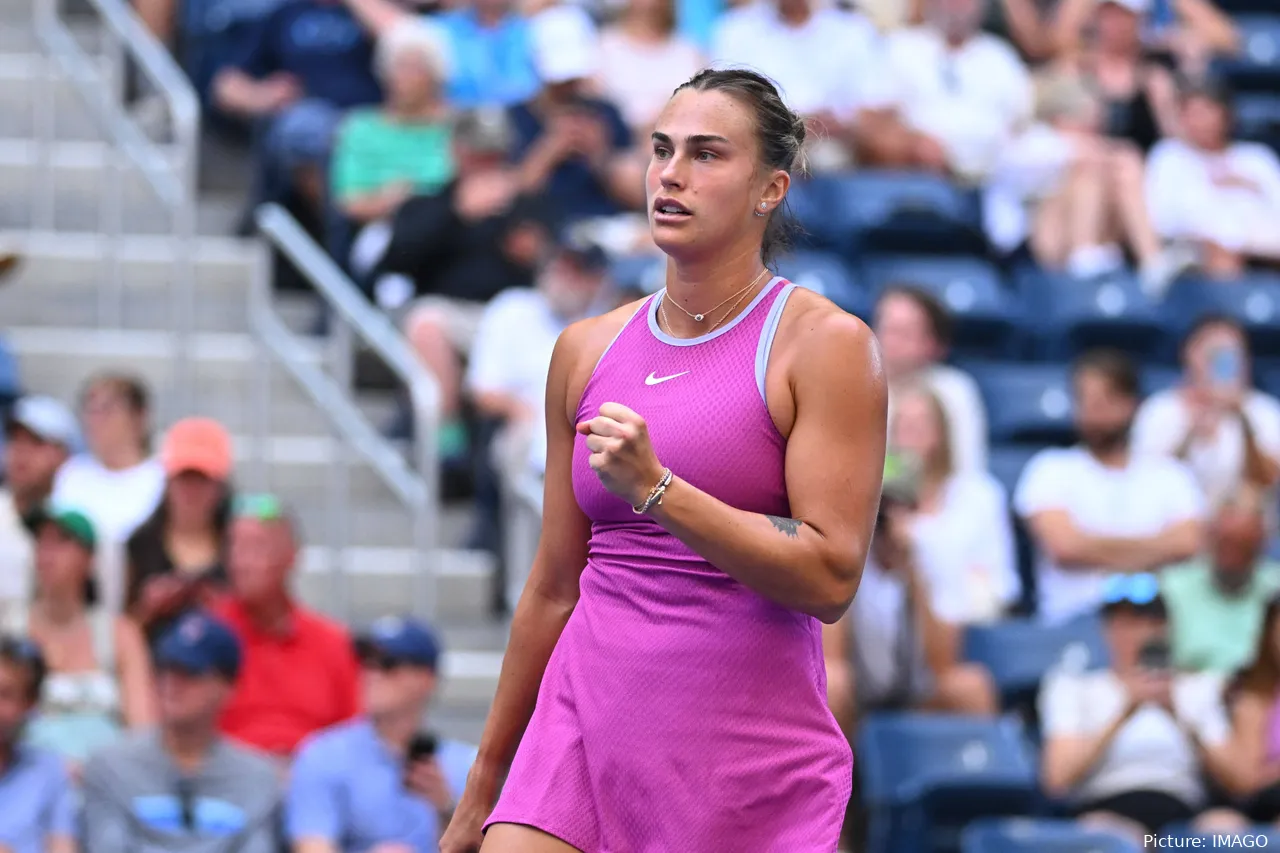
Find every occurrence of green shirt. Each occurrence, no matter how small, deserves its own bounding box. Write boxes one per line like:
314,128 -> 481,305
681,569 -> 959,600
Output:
331,109 -> 455,201
1162,559 -> 1280,674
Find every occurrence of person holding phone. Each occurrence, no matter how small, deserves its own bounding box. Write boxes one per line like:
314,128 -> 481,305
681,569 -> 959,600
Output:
287,617 -> 478,853
1133,315 -> 1280,511
1038,573 -> 1249,844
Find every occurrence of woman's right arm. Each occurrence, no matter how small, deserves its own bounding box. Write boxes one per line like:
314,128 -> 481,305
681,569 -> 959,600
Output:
1230,691 -> 1275,793
1041,703 -> 1135,797
458,320 -> 598,810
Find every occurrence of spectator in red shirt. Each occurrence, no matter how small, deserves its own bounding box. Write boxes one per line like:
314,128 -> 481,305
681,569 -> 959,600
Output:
214,494 -> 359,756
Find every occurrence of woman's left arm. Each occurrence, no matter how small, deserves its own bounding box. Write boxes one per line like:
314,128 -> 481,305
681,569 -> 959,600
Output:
115,617 -> 157,728
1173,0 -> 1240,56
579,306 -> 887,624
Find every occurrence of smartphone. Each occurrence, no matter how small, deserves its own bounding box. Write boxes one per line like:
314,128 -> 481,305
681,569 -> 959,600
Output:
1138,638 -> 1172,673
406,733 -> 437,766
1210,345 -> 1242,387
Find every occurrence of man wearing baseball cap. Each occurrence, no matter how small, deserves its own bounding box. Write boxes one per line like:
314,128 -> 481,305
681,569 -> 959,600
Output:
82,610 -> 284,851
288,616 -> 477,852
0,396 -> 78,620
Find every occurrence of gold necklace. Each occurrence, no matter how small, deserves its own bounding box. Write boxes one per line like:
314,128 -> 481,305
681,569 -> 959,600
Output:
664,268 -> 769,323
659,274 -> 766,337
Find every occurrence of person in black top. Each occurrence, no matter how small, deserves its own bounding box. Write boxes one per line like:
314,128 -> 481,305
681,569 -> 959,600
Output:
124,419 -> 234,646
368,108 -> 551,458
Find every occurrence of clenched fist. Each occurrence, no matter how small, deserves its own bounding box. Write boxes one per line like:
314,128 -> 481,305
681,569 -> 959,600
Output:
576,402 -> 666,509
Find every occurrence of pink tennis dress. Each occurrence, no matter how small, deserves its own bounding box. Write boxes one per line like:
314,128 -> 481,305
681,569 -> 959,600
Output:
484,278 -> 853,852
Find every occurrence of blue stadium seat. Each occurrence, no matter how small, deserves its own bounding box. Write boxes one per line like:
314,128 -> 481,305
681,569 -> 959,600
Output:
1015,269 -> 1170,362
988,444 -> 1040,499
964,616 -> 1110,710
773,250 -> 865,316
1216,15 -> 1280,92
964,361 -> 1075,446
608,255 -> 663,294
863,256 -> 1022,358
962,818 -> 1142,853
1165,273 -> 1280,361
788,171 -> 985,256
1141,364 -> 1181,398
987,444 -> 1044,616
0,338 -> 18,409
1235,93 -> 1280,151
859,713 -> 1040,853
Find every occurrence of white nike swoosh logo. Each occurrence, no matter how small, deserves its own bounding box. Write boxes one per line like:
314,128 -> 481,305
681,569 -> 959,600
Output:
644,371 -> 689,386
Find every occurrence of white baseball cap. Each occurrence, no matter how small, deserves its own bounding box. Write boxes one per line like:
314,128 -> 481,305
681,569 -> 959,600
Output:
530,4 -> 600,85
4,395 -> 79,449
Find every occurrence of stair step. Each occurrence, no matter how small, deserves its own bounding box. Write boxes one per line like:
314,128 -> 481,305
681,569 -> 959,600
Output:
0,140 -> 237,235
0,53 -> 112,142
296,545 -> 498,623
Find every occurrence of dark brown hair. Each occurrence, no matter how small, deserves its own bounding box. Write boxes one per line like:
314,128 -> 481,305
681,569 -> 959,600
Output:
1073,348 -> 1141,400
79,372 -> 153,454
1235,597 -> 1280,697
673,68 -> 807,266
878,285 -> 955,349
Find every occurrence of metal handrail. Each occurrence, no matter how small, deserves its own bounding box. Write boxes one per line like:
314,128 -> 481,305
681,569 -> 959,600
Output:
252,204 -> 442,622
33,0 -> 199,413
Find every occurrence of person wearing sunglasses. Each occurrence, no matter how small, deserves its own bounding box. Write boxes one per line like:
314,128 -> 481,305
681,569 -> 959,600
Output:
212,495 -> 360,757
0,635 -> 76,853
288,616 -> 477,853
1038,573 -> 1249,845
81,610 -> 283,853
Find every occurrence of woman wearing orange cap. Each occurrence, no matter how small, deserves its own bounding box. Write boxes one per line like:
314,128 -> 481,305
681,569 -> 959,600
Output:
124,418 -> 235,646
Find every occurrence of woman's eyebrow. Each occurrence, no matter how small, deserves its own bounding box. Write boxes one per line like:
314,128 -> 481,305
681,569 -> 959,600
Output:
651,131 -> 732,147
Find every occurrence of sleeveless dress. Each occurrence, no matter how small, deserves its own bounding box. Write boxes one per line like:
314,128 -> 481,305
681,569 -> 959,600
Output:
484,278 -> 853,852
8,606 -> 124,763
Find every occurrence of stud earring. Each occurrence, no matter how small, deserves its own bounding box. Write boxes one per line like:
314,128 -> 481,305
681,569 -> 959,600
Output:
754,203 -> 768,218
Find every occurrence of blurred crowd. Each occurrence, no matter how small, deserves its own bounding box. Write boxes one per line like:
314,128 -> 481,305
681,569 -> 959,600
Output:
2,0 -> 1280,847
0,378 -> 474,851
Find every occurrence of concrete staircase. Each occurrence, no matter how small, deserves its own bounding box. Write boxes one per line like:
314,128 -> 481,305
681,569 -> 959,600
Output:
0,0 -> 504,741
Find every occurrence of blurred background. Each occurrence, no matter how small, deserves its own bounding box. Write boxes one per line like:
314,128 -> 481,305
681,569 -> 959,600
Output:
1,0 -> 1280,847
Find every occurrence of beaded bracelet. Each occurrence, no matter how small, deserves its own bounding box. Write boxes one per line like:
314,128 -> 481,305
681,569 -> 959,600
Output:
633,467 -> 673,514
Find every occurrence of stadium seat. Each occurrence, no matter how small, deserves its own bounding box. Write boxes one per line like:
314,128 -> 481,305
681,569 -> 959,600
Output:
964,616 -> 1110,710
773,250 -> 865,316
1015,268 -> 1170,362
1141,364 -> 1181,398
788,171 -> 985,256
0,338 -> 18,409
964,361 -> 1075,446
987,444 -> 1044,616
608,254 -> 663,294
1165,273 -> 1280,361
1235,93 -> 1280,151
1216,15 -> 1280,92
863,256 -> 1023,358
961,818 -> 1143,853
858,713 -> 1040,853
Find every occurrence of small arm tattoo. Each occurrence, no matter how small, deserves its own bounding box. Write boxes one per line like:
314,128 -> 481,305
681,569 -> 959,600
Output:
767,516 -> 801,538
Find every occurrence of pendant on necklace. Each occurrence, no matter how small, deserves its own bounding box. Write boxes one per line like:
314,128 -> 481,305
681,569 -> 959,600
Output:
694,314 -> 704,322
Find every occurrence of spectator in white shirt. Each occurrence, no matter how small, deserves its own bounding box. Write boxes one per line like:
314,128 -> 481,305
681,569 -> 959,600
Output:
1134,316 -> 1280,512
52,374 -> 164,613
0,398 -> 76,626
890,383 -> 1020,631
1015,349 -> 1205,624
880,0 -> 1034,183
710,0 -> 911,170
822,462 -> 999,737
466,238 -> 609,486
1039,573 -> 1246,844
1145,79 -> 1280,280
595,0 -> 704,137
874,286 -> 988,472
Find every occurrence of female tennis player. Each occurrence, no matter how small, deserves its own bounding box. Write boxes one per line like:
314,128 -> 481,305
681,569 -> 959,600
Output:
440,67 -> 887,853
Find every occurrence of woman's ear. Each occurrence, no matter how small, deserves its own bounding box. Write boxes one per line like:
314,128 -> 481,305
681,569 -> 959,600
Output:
760,169 -> 791,213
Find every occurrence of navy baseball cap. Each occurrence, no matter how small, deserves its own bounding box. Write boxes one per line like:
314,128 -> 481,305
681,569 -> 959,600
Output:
356,616 -> 441,669
154,611 -> 242,680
